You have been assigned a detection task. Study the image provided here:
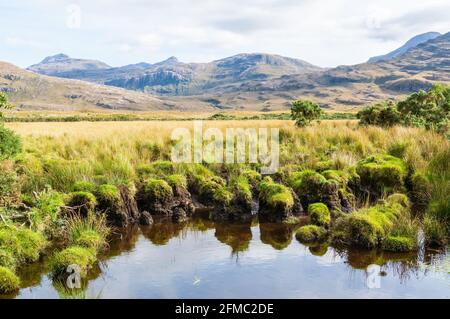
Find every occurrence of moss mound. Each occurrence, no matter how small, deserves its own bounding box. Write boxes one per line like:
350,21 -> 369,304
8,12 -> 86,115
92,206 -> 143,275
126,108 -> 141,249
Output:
72,229 -> 104,251
289,170 -> 327,204
0,266 -> 20,294
141,179 -> 173,203
95,184 -> 120,211
72,181 -> 96,192
0,226 -> 47,265
295,225 -> 327,243
49,246 -> 97,278
259,177 -> 294,212
165,174 -> 188,189
308,203 -> 331,227
67,191 -> 97,216
356,155 -> 407,196
383,236 -> 416,252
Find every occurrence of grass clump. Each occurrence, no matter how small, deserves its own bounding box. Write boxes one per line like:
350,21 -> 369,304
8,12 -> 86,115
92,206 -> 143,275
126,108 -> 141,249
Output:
356,154 -> 407,196
72,181 -> 96,192
49,246 -> 96,278
423,216 -> 448,247
408,172 -> 431,211
67,191 -> 97,216
95,184 -> 120,210
295,225 -> 327,243
383,236 -> 416,252
140,179 -> 173,203
136,161 -> 174,178
165,174 -> 188,189
0,266 -> 20,294
66,212 -> 109,252
289,170 -> 327,204
28,188 -> 65,233
308,203 -> 331,227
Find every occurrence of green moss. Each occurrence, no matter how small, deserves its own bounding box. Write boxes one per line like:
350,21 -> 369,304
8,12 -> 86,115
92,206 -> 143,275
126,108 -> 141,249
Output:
67,191 -> 97,215
72,181 -> 96,192
383,236 -> 416,252
232,175 -> 253,204
322,170 -> 348,185
295,225 -> 327,243
242,170 -> 262,188
213,187 -> 234,206
289,170 -> 327,204
49,246 -> 97,278
0,248 -> 16,269
165,174 -> 188,189
308,203 -> 331,227
0,266 -> 20,294
95,184 -> 120,211
194,175 -> 225,201
356,154 -> 407,195
142,179 -> 173,202
259,177 -> 294,210
315,160 -> 334,172
332,202 -> 406,248
0,227 -> 47,264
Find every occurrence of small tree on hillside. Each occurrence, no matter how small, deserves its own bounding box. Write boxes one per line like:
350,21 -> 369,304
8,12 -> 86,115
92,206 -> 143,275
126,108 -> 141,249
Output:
0,92 -> 21,160
291,100 -> 324,127
0,92 -> 12,119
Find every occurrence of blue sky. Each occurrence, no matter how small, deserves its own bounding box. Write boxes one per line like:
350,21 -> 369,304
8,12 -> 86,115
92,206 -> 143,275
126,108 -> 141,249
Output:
1,0 -> 449,68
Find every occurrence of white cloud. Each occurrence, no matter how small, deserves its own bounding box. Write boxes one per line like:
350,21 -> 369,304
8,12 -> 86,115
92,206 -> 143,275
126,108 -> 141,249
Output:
1,0 -> 449,67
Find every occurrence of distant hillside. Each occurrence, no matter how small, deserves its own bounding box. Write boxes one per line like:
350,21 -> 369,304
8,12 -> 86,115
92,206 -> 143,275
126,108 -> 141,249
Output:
368,32 -> 441,62
0,61 -> 210,111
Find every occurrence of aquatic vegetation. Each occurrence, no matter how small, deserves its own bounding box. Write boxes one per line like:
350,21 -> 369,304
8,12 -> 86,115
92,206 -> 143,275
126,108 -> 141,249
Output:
0,266 -> 20,294
49,246 -> 97,278
308,203 -> 331,227
295,225 -> 327,243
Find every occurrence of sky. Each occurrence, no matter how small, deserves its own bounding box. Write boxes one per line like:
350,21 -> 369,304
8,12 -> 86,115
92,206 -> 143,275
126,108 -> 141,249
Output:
1,0 -> 449,68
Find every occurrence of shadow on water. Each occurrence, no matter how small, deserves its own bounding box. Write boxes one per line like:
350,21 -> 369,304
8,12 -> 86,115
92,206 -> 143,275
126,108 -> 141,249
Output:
3,216 -> 450,299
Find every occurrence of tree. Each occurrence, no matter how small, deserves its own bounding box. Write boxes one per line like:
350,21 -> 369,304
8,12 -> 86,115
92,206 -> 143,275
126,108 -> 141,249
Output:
0,92 -> 12,119
291,100 -> 324,127
0,93 -> 21,159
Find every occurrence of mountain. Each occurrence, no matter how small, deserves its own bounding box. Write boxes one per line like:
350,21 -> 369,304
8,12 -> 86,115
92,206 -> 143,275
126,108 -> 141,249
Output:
368,32 -> 441,62
0,61 -> 210,111
28,53 -> 322,96
28,53 -> 111,76
23,31 -> 450,111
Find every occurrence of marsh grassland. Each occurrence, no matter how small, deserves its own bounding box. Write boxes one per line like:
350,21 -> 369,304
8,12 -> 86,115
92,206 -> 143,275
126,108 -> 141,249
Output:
1,119 -> 449,298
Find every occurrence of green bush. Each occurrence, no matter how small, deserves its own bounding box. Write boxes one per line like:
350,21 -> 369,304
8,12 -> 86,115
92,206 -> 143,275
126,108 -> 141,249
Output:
357,101 -> 401,127
308,203 -> 331,227
0,266 -> 20,294
383,236 -> 415,252
295,225 -> 327,243
67,191 -> 97,216
356,154 -> 407,196
0,125 -> 21,160
291,100 -> 324,127
49,246 -> 97,278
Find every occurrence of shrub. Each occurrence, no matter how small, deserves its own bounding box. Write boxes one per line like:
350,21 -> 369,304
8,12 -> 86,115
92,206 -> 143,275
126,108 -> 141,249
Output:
383,236 -> 415,252
0,125 -> 21,160
295,225 -> 327,243
408,173 -> 431,211
0,266 -> 20,294
308,203 -> 331,227
291,100 -> 324,127
72,181 -> 96,192
356,154 -> 407,196
357,101 -> 401,127
67,191 -> 97,216
49,246 -> 97,278
423,216 -> 448,247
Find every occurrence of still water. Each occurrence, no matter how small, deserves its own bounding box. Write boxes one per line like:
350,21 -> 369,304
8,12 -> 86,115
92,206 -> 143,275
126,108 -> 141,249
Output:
8,217 -> 450,299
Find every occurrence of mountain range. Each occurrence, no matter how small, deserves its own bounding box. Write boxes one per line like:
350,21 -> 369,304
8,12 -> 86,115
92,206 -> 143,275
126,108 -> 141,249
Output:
2,31 -> 449,111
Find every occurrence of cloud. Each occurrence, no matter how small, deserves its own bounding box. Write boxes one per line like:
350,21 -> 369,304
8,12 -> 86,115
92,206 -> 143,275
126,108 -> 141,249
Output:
4,36 -> 42,48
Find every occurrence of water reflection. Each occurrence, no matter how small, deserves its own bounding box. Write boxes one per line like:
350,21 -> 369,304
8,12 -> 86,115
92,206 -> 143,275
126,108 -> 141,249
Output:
5,217 -> 450,299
